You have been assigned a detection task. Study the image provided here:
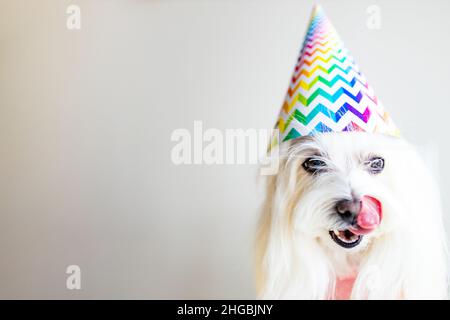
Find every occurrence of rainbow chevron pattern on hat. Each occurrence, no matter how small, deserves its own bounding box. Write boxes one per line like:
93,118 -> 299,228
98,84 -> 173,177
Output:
271,5 -> 399,147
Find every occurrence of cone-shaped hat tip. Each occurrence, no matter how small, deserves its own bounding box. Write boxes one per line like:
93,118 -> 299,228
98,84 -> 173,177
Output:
308,4 -> 325,23
311,4 -> 324,16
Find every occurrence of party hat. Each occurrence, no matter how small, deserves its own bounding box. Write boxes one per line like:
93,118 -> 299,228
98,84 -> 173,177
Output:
271,5 -> 399,147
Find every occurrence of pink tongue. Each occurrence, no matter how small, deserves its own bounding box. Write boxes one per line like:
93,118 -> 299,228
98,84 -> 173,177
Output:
351,196 -> 382,235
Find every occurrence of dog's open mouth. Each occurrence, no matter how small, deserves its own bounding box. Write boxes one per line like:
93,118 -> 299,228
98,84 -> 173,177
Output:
329,230 -> 362,248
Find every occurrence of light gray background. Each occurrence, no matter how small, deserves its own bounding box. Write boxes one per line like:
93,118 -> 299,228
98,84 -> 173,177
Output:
0,0 -> 449,299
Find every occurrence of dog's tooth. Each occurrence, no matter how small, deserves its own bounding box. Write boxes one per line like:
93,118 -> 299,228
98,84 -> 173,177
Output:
334,230 -> 340,236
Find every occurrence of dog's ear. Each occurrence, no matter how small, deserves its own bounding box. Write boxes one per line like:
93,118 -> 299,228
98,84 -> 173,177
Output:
255,139 -> 330,299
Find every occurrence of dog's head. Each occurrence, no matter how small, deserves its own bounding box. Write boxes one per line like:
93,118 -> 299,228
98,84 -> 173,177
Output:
258,131 -> 447,298
277,132 -> 410,252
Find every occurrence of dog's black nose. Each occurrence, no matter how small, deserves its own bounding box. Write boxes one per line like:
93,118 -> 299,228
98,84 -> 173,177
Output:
336,199 -> 361,224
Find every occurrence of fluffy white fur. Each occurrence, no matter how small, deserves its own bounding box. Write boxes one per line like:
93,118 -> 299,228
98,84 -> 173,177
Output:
256,132 -> 448,299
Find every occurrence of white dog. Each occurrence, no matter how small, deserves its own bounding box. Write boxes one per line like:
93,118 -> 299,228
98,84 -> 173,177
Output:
256,132 -> 448,299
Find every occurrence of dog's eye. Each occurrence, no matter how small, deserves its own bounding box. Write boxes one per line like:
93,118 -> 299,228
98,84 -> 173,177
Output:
302,158 -> 327,174
366,156 -> 385,174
